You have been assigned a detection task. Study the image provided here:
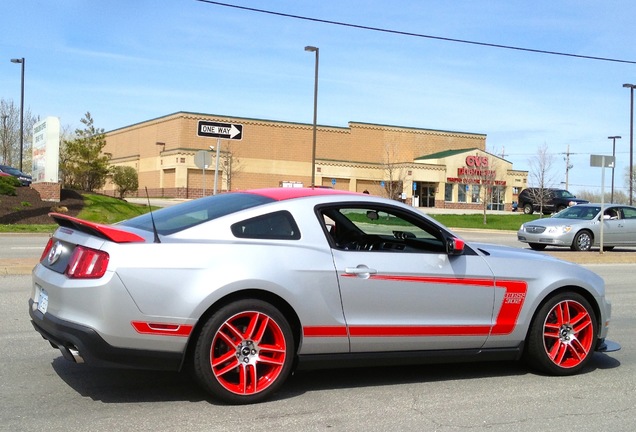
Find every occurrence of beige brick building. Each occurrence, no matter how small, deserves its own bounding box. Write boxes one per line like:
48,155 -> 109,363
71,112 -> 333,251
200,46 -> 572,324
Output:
101,111 -> 527,210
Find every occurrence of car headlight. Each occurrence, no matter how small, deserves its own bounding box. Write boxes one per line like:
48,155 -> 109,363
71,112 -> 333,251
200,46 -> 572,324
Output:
547,225 -> 572,234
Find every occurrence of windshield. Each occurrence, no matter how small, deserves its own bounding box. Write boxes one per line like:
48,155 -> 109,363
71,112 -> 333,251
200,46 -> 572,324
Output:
555,190 -> 575,199
119,192 -> 274,235
0,166 -> 22,176
553,205 -> 600,220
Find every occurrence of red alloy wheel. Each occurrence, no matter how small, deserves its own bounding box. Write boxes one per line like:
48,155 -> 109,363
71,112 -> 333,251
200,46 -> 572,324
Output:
542,299 -> 594,368
210,310 -> 287,395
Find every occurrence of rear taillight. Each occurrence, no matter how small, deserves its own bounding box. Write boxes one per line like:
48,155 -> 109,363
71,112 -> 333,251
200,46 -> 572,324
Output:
66,246 -> 109,279
40,238 -> 54,262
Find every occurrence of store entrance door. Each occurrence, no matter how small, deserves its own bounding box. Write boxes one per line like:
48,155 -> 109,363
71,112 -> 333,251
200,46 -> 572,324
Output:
417,183 -> 436,208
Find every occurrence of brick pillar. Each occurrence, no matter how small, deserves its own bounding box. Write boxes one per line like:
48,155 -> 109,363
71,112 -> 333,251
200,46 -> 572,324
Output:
31,182 -> 61,202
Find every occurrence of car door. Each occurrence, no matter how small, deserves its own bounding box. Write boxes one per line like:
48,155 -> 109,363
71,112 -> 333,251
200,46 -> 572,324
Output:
321,204 -> 496,353
601,207 -> 625,245
616,206 -> 636,245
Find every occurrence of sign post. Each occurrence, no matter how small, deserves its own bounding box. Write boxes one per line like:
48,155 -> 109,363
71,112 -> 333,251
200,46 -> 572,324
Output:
590,154 -> 615,253
194,150 -> 212,196
197,121 -> 243,194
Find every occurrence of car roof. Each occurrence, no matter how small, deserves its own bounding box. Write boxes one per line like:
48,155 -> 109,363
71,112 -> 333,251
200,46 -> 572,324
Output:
244,187 -> 362,201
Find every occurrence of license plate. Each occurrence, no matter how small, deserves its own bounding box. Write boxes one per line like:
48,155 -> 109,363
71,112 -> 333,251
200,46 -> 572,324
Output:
37,289 -> 48,314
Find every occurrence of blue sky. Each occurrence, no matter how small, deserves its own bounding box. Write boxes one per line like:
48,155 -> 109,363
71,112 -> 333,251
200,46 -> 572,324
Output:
2,0 -> 636,194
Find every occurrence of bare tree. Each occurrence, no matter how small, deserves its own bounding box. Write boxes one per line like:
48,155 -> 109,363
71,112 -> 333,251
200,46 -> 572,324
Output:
381,142 -> 407,200
625,166 -> 636,204
218,141 -> 243,192
0,98 -> 38,170
527,143 -> 559,216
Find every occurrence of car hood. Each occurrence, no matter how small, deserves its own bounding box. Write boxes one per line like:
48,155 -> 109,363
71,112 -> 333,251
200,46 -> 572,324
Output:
470,241 -> 565,263
521,217 -> 593,228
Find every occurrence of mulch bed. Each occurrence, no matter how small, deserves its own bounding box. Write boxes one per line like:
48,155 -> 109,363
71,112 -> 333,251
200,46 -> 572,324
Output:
0,187 -> 84,225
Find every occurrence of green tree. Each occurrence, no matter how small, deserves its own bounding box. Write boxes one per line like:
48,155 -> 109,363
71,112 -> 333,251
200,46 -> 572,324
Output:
111,166 -> 139,198
62,112 -> 110,191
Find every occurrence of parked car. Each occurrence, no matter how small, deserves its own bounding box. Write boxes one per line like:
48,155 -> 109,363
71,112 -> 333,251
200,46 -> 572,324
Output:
30,188 -> 619,404
517,188 -> 588,214
518,203 -> 636,251
0,165 -> 32,186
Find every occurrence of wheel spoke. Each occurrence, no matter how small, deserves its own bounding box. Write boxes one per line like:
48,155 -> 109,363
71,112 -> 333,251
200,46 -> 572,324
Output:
217,325 -> 242,348
243,312 -> 261,340
571,313 -> 592,333
252,315 -> 271,344
213,354 -> 240,377
222,320 -> 246,342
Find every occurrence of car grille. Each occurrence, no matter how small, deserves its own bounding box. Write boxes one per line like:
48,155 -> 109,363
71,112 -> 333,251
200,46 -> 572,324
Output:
525,226 -> 546,234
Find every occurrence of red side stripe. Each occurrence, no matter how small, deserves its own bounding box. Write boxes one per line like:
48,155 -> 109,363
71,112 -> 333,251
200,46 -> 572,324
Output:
349,325 -> 492,337
303,276 -> 528,338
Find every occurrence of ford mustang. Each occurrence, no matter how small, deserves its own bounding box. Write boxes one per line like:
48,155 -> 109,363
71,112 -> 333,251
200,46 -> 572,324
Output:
29,188 -> 619,404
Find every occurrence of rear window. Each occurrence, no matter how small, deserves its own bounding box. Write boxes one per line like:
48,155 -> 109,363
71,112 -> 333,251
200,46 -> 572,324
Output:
231,211 -> 300,240
119,192 -> 274,235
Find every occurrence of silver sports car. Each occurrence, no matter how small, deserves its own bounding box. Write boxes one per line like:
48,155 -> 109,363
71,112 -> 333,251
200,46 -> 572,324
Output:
30,188 -> 619,404
518,203 -> 636,251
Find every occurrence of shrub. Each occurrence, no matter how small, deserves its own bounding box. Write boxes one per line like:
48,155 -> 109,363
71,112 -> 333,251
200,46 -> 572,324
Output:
111,166 -> 139,199
0,176 -> 20,196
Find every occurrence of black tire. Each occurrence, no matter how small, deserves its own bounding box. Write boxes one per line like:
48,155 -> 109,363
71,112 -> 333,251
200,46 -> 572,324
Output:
193,299 -> 294,404
529,243 -> 547,251
603,246 -> 615,251
525,292 -> 597,376
523,203 -> 534,214
571,230 -> 593,251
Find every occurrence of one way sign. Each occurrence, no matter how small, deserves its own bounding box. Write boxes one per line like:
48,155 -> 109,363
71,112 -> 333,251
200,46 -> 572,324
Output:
197,121 -> 243,140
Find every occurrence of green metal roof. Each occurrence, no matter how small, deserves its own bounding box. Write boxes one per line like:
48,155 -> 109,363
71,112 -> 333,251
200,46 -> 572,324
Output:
415,148 -> 479,161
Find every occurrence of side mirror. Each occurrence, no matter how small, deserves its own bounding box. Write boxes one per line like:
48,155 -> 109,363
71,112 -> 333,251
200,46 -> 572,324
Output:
446,237 -> 465,256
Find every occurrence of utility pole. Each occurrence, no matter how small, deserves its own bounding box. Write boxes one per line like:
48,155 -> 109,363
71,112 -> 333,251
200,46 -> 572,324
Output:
563,145 -> 573,190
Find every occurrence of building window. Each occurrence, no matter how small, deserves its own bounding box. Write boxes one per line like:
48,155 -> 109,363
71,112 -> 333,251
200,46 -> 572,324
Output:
444,183 -> 453,201
471,185 -> 481,203
458,185 -> 467,203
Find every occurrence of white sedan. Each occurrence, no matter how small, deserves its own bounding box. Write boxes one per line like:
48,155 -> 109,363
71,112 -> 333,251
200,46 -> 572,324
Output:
518,203 -> 636,251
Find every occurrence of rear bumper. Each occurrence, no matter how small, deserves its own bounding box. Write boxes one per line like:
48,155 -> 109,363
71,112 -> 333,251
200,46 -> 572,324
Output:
29,299 -> 184,371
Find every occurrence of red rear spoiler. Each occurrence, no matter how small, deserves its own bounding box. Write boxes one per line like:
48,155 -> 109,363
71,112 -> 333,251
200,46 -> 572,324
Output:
49,213 -> 145,243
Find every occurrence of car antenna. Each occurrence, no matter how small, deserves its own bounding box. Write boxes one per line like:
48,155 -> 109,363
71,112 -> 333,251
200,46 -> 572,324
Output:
144,187 -> 161,243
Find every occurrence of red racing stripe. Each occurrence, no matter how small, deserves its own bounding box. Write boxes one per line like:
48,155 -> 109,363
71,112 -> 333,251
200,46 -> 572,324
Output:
304,275 -> 528,338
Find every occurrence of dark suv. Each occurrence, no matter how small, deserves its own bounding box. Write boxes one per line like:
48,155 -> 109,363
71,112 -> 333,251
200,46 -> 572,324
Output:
0,165 -> 32,186
517,188 -> 588,215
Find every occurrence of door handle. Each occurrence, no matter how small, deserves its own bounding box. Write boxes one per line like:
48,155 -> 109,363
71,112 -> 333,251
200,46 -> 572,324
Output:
344,265 -> 377,278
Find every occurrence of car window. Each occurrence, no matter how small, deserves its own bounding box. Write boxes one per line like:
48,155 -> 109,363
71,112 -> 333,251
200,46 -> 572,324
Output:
555,205 -> 600,220
120,192 -> 274,235
232,211 -> 300,240
318,205 -> 445,253
621,207 -> 636,219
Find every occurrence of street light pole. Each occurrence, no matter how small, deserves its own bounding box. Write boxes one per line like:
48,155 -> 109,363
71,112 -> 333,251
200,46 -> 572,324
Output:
1,115 -> 8,164
304,46 -> 319,187
623,83 -> 636,205
10,57 -> 25,172
608,136 -> 621,203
